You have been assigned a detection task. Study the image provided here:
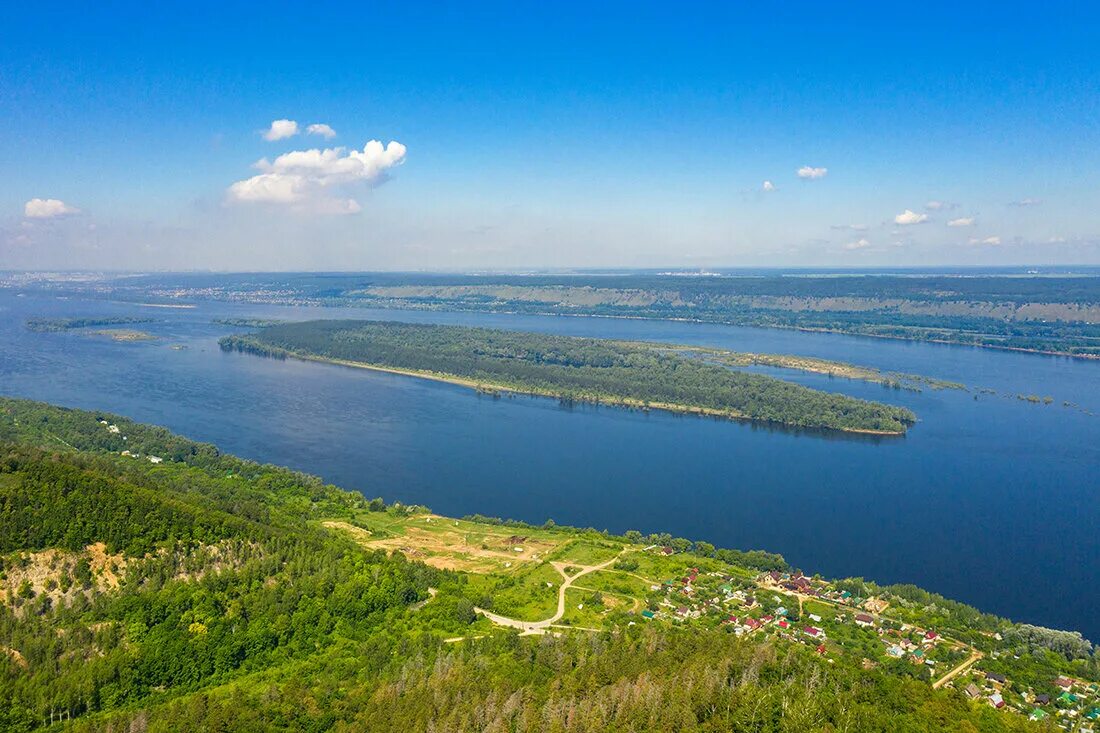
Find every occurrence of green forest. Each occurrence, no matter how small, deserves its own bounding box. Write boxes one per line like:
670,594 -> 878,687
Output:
220,320 -> 917,434
0,397 -> 1078,732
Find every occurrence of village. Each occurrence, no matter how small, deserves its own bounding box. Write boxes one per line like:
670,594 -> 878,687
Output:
328,509 -> 1099,731
635,547 -> 1099,731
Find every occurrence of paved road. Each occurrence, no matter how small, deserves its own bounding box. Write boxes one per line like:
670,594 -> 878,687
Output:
475,553 -> 625,634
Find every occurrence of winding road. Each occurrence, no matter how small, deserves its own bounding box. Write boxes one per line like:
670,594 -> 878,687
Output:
475,553 -> 625,634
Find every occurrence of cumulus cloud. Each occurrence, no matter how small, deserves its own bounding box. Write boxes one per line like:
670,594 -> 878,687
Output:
24,198 -> 80,218
969,235 -> 1002,246
1008,198 -> 1041,207
762,180 -> 775,192
262,119 -> 299,141
307,123 -> 337,139
947,217 -> 975,227
227,139 -> 407,214
797,166 -> 828,179
844,238 -> 871,250
894,209 -> 929,225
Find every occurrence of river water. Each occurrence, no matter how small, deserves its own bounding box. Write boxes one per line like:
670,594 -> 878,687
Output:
1,290 -> 1097,640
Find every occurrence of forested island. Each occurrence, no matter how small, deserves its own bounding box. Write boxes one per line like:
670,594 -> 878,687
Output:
1,398 -> 1095,732
219,320 -> 917,434
25,317 -> 154,333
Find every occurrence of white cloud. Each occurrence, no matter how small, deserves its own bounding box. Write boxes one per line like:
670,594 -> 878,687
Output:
262,119 -> 299,141
844,237 -> 871,250
307,123 -> 337,139
1008,198 -> 1041,207
831,223 -> 868,231
894,209 -> 929,225
762,180 -> 775,192
24,198 -> 80,218
227,139 -> 407,214
947,217 -> 975,227
925,200 -> 958,211
797,166 -> 827,179
969,235 -> 1002,246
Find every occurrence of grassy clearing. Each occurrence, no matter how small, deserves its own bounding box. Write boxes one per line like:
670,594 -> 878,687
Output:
327,514 -> 564,574
549,539 -> 625,567
482,562 -> 563,619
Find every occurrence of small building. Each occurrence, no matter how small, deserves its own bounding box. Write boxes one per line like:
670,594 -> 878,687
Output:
641,610 -> 655,620
803,626 -> 822,638
1029,708 -> 1048,722
924,631 -> 938,642
777,620 -> 789,630
854,613 -> 875,627
775,606 -> 788,617
1034,694 -> 1050,705
660,546 -> 675,556
1053,677 -> 1074,689
886,645 -> 905,658
986,672 -> 1007,685
964,684 -> 981,699
989,693 -> 1005,709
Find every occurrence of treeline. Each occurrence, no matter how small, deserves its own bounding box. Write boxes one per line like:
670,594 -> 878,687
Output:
351,271 -> 1100,305
340,273 -> 1100,356
67,627 -> 1039,733
463,514 -> 789,572
25,317 -> 154,332
0,397 -> 367,521
221,320 -> 917,434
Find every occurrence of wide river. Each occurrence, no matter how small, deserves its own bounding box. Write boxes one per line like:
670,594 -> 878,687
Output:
1,290 -> 1097,640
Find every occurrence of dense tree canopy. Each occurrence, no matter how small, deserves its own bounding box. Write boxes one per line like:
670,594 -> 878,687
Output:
221,320 -> 917,434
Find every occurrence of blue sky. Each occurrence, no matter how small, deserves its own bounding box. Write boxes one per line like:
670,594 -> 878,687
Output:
2,1 -> 1099,269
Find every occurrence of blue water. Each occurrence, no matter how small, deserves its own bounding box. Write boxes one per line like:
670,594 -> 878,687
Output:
1,291 -> 1097,640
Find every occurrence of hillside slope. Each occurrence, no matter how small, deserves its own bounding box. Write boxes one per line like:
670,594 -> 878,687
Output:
0,398 -> 1085,732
